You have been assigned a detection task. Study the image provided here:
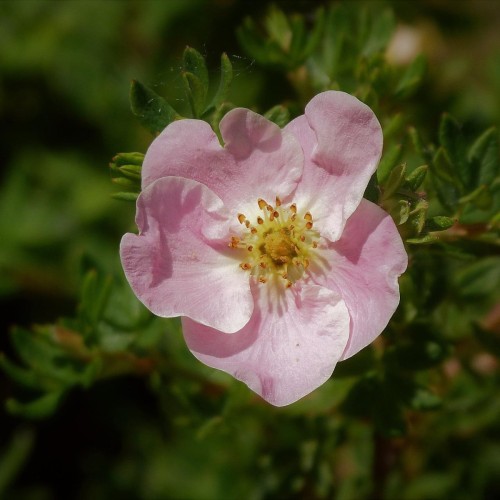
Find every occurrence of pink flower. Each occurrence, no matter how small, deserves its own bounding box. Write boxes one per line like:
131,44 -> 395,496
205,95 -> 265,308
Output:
120,91 -> 408,406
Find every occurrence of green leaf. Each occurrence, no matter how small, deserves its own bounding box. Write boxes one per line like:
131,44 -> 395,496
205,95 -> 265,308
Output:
426,216 -> 455,231
467,127 -> 499,187
182,46 -> 209,91
6,392 -> 64,420
111,192 -> 139,202
130,80 -> 179,134
362,7 -> 395,56
439,113 -> 469,188
111,152 -> 144,167
0,354 -> 43,391
410,387 -> 442,411
454,257 -> 500,298
206,53 -> 233,113
264,105 -> 290,127
406,235 -> 440,245
0,428 -> 35,496
299,6 -> 325,60
405,165 -> 428,191
236,17 -> 285,67
431,147 -> 461,211
377,144 -> 403,183
79,269 -> 113,329
182,71 -> 207,118
264,6 -> 292,52
395,54 -> 426,98
381,163 -> 406,199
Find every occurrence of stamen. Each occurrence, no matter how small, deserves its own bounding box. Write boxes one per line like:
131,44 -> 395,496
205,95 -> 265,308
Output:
229,197 -> 320,289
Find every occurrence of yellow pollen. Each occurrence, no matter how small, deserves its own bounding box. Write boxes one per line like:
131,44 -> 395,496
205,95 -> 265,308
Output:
229,197 -> 320,289
258,199 -> 267,210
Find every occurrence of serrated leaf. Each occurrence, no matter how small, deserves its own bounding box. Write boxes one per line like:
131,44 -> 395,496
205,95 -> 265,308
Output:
264,105 -> 290,127
406,165 -> 428,191
468,127 -> 499,187
130,80 -> 179,135
6,392 -> 64,420
395,54 -> 426,98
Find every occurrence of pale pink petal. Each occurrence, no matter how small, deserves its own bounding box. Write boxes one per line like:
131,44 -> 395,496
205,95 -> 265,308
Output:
142,113 -> 302,211
182,283 -> 350,406
120,176 -> 253,333
311,199 -> 408,359
285,91 -> 383,242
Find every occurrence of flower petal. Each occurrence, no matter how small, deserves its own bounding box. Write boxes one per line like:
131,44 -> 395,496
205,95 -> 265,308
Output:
182,283 -> 350,406
120,176 -> 253,333
311,199 -> 408,359
285,91 -> 383,241
142,112 -> 302,211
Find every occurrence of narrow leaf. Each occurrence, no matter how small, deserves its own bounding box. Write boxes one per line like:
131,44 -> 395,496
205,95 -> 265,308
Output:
130,80 -> 179,134
395,54 -> 426,98
264,105 -> 290,127
6,392 -> 64,420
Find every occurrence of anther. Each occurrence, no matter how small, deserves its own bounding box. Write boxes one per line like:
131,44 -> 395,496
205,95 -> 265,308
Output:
247,245 -> 253,252
305,221 -> 313,230
275,196 -> 282,207
257,216 -> 264,225
244,220 -> 250,228
259,277 -> 268,284
290,203 -> 297,214
273,211 -> 279,218
240,263 -> 252,270
304,212 -> 312,221
312,241 -> 318,248
258,199 -> 267,210
237,213 -> 246,224
300,235 -> 306,242
286,280 -> 293,288
250,227 -> 258,234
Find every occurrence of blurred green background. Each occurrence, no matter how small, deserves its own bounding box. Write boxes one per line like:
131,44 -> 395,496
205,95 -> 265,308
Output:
1,1 -> 499,499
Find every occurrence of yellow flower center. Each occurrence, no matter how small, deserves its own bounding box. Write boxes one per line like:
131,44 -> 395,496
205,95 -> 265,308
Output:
228,196 -> 319,288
